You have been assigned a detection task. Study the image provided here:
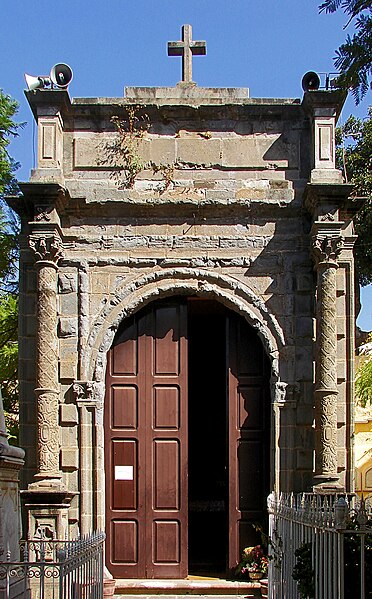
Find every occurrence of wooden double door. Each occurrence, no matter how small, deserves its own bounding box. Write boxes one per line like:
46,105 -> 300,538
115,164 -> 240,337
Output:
104,298 -> 270,579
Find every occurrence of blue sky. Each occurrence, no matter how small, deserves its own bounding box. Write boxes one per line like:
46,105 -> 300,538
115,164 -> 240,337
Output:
1,0 -> 371,330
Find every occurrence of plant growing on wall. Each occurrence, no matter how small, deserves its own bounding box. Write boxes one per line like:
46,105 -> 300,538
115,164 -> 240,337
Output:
110,106 -> 150,188
151,162 -> 175,193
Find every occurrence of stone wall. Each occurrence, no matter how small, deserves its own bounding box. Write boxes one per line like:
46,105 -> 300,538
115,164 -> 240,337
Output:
11,85 -> 357,537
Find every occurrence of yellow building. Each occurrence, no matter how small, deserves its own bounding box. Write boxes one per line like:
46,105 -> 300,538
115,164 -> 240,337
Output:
355,405 -> 372,498
355,339 -> 372,498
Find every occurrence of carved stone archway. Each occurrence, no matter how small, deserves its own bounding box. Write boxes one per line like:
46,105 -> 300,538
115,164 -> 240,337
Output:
85,268 -> 285,383
81,268 -> 294,531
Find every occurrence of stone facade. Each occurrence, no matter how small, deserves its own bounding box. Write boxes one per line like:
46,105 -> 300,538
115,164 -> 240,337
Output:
9,79 -> 358,543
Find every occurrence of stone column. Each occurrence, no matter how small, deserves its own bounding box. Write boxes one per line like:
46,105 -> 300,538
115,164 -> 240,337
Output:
73,381 -> 99,534
28,231 -> 64,489
312,235 -> 342,488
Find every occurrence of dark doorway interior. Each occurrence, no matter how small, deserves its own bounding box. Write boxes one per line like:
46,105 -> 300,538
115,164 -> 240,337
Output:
188,299 -> 228,575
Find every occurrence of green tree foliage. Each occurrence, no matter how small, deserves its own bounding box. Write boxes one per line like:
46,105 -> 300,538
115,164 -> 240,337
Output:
0,89 -> 21,442
0,91 -> 20,193
356,355 -> 372,405
319,0 -> 372,104
0,294 -> 18,440
336,107 -> 372,285
356,334 -> 372,406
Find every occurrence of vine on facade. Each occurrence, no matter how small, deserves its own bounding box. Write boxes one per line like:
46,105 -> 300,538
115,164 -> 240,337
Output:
110,106 -> 150,188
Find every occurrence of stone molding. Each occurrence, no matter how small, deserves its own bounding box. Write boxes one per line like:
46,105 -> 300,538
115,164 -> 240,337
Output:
72,380 -> 99,534
83,267 -> 286,384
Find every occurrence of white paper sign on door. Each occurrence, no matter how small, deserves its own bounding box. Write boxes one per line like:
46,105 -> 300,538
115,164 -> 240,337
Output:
115,465 -> 134,480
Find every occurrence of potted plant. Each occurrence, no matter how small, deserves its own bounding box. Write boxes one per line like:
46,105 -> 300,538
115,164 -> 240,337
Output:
236,545 -> 269,581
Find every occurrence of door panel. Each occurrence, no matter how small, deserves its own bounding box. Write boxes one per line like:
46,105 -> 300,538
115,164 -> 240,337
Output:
105,299 -> 270,579
228,313 -> 270,571
105,302 -> 188,578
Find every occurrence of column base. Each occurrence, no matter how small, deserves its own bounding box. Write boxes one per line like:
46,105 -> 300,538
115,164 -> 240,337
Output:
28,475 -> 66,492
21,488 -> 75,541
313,474 -> 345,493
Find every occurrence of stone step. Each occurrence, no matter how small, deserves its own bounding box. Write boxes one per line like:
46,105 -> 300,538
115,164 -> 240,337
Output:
114,595 -> 263,599
112,578 -> 267,597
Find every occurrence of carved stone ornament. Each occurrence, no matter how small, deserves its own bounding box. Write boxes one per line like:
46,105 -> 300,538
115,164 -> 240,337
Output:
319,212 -> 336,222
35,389 -> 60,476
34,205 -> 52,222
29,234 -> 63,263
36,267 -> 58,390
312,235 -> 343,266
316,391 -> 338,477
73,381 -> 95,402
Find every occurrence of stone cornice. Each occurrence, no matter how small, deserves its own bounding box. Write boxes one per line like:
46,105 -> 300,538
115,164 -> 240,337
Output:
24,89 -> 72,120
304,182 -> 354,217
7,183 -> 70,220
301,89 -> 347,121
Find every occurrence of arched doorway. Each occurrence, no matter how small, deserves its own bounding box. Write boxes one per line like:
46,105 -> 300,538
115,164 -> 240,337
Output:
104,297 -> 271,579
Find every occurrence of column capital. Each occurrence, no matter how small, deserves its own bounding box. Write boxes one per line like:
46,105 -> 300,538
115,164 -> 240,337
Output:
311,234 -> 343,267
29,229 -> 63,264
9,182 -> 69,220
73,381 -> 99,408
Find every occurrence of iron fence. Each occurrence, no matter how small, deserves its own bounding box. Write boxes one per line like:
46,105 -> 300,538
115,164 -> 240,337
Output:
267,492 -> 372,599
0,531 -> 105,599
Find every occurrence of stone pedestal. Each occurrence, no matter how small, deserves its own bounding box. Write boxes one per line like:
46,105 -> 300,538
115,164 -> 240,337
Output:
21,489 -> 74,543
0,390 -> 24,560
0,447 -> 25,561
0,392 -> 25,599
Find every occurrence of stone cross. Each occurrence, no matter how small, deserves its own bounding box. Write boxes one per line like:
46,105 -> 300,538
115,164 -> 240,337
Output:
168,24 -> 206,84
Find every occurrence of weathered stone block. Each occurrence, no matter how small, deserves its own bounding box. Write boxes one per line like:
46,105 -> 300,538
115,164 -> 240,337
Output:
297,449 -> 313,470
68,508 -> 79,522
221,136 -> 290,168
150,138 -> 176,164
58,317 -> 78,338
91,272 -> 111,294
296,317 -> 313,338
176,138 -> 221,166
60,448 -> 79,470
296,273 -> 313,292
337,449 -> 346,469
59,360 -> 77,380
296,405 -> 314,426
24,315 -> 37,337
173,236 -> 219,249
59,293 -> 78,316
23,294 -> 36,315
58,272 -> 77,294
336,268 -> 346,293
295,347 -> 314,381
26,270 -> 37,293
60,404 -> 78,425
295,294 -> 313,315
